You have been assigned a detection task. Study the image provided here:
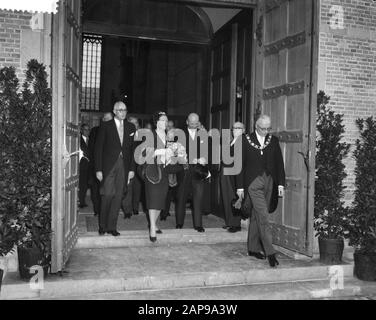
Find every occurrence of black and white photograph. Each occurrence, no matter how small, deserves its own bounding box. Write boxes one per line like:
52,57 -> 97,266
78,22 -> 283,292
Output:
0,0 -> 376,307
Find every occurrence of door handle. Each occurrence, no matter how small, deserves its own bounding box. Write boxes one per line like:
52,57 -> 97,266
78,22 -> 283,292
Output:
298,151 -> 310,172
63,146 -> 70,169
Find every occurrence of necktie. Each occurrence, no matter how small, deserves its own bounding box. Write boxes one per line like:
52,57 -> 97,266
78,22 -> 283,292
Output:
118,121 -> 124,145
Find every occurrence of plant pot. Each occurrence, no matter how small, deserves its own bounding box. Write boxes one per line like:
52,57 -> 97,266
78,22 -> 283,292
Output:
354,251 -> 376,281
0,268 -> 3,293
318,237 -> 344,264
17,246 -> 49,281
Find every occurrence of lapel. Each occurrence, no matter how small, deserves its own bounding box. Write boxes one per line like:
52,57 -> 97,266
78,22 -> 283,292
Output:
110,119 -> 122,147
250,132 -> 261,146
80,135 -> 88,148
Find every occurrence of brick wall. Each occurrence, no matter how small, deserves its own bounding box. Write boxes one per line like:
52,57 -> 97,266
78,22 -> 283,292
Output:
0,9 -> 32,82
318,0 -> 376,203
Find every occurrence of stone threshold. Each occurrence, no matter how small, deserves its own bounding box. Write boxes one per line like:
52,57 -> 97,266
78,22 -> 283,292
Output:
1,261 -> 354,300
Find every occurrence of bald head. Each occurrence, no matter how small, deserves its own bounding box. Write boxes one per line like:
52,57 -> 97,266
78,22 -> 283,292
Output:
187,113 -> 200,129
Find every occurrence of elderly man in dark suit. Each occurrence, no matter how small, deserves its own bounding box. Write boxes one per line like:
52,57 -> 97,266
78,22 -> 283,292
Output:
122,115 -> 142,218
175,113 -> 210,232
94,102 -> 136,236
220,121 -> 245,233
236,115 -> 285,267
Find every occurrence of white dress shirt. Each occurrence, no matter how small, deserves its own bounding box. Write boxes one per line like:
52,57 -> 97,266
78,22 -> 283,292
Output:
188,128 -> 196,140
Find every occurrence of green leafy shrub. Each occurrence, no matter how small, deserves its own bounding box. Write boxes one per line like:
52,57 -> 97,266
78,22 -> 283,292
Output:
347,117 -> 376,253
0,60 -> 52,261
314,91 -> 351,239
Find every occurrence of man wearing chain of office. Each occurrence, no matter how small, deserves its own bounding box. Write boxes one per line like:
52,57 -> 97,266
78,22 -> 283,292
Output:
236,114 -> 285,267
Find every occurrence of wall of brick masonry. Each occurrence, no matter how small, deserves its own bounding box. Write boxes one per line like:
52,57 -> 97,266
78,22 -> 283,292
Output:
0,9 -> 51,84
0,9 -> 32,82
318,0 -> 376,204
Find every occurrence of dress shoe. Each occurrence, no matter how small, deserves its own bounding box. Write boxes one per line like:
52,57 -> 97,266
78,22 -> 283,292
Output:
248,251 -> 266,260
124,213 -> 132,219
79,204 -> 88,209
98,228 -> 105,235
222,225 -> 229,230
228,226 -> 241,233
267,254 -> 280,267
133,210 -> 139,215
195,227 -> 205,233
176,224 -> 183,229
149,236 -> 157,242
108,230 -> 120,237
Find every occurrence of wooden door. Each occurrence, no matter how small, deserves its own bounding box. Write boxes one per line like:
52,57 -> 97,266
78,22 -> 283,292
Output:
235,10 -> 253,132
51,0 -> 82,273
255,0 -> 318,256
209,10 -> 253,216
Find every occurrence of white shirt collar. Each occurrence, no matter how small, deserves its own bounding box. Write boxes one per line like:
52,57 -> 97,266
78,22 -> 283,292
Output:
188,128 -> 196,139
114,118 -> 123,127
255,131 -> 266,146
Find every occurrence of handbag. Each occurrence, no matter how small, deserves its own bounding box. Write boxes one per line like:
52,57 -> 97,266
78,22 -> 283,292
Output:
231,193 -> 252,219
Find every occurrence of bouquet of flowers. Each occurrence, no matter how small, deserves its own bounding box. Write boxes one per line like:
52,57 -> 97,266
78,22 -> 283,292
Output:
166,141 -> 188,166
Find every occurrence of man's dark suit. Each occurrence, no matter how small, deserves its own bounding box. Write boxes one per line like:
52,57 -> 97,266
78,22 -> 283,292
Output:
79,134 -> 90,207
94,119 -> 136,232
236,132 -> 285,256
175,128 -> 208,229
220,136 -> 242,228
88,126 -> 100,216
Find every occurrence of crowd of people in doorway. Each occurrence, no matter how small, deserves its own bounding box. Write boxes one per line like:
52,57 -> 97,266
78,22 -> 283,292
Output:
79,101 -> 285,267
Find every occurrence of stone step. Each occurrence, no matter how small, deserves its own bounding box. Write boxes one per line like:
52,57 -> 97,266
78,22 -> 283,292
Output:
0,242 -> 355,300
56,278 -> 376,300
76,228 -> 248,249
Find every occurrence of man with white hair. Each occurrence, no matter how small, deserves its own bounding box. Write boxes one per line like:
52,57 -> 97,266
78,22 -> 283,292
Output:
236,114 -> 285,267
94,102 -> 136,236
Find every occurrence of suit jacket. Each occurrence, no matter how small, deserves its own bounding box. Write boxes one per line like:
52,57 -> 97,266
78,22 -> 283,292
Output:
94,119 -> 136,179
88,126 -> 99,163
180,128 -> 210,180
236,132 -> 285,213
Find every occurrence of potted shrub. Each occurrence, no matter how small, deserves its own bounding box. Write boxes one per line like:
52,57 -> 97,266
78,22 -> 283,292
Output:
0,66 -> 21,289
314,91 -> 350,264
0,60 -> 52,280
347,117 -> 376,281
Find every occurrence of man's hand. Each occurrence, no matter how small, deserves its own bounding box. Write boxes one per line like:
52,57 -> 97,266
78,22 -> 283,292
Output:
236,189 -> 244,200
96,171 -> 103,182
278,185 -> 285,198
128,171 -> 135,184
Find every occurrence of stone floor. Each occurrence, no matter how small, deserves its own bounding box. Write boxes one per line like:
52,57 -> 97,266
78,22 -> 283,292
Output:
2,196 -> 371,300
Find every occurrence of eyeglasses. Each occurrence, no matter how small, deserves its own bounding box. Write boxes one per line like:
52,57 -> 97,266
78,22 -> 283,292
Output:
257,125 -> 272,132
232,127 -> 244,130
115,109 -> 127,113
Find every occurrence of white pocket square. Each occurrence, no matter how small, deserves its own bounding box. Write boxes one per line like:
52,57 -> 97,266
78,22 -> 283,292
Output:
200,140 -> 204,144
130,132 -> 135,136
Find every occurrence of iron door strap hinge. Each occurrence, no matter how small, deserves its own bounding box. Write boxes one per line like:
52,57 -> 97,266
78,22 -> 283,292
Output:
298,150 -> 310,172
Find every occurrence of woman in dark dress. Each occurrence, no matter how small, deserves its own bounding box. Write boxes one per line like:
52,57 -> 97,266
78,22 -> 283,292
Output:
143,111 -> 181,242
